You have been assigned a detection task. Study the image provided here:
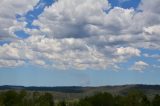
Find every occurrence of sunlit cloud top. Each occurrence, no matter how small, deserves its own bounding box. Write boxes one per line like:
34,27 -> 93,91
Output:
0,0 -> 160,72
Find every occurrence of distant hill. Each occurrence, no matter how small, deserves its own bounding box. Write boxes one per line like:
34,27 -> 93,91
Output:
1,84 -> 160,100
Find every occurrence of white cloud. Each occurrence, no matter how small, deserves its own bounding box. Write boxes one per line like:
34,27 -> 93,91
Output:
32,2 -> 136,38
0,0 -> 160,70
32,0 -> 110,37
0,0 -> 38,40
144,25 -> 160,35
30,0 -> 160,51
130,61 -> 149,72
32,59 -> 46,66
139,0 -> 160,13
0,36 -> 113,69
115,47 -> 141,57
0,59 -> 24,68
112,47 -> 141,63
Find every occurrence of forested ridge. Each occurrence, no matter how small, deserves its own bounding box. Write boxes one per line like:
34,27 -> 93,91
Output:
0,89 -> 160,106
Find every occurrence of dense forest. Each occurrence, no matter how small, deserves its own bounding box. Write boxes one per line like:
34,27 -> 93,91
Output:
0,90 -> 160,106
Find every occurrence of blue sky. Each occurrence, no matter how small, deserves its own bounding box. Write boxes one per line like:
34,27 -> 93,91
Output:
0,0 -> 160,86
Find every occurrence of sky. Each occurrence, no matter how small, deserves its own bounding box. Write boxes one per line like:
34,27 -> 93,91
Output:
0,0 -> 160,86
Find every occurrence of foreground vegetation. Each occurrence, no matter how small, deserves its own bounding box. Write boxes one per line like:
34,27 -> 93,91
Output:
0,90 -> 160,106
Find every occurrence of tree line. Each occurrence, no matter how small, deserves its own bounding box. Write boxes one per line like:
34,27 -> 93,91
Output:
0,90 -> 160,106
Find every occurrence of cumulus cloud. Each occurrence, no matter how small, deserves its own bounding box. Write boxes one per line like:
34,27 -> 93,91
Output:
0,36 -> 115,69
0,0 -> 38,40
31,1 -> 138,38
31,0 -> 110,38
0,59 -> 24,68
115,47 -> 141,57
0,0 -> 160,70
130,61 -> 149,72
144,25 -> 160,35
0,35 -> 137,69
30,0 -> 160,49
139,0 -> 160,13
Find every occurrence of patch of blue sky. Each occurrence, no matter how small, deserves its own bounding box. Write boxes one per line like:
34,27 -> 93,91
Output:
86,67 -> 160,86
0,65 -> 91,86
15,0 -> 55,39
141,48 -> 160,55
1,65 -> 160,86
24,0 -> 54,29
140,48 -> 160,66
118,48 -> 160,71
115,48 -> 160,73
0,41 -> 10,46
108,0 -> 141,9
23,0 -> 54,29
118,57 -> 139,70
14,30 -> 30,38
